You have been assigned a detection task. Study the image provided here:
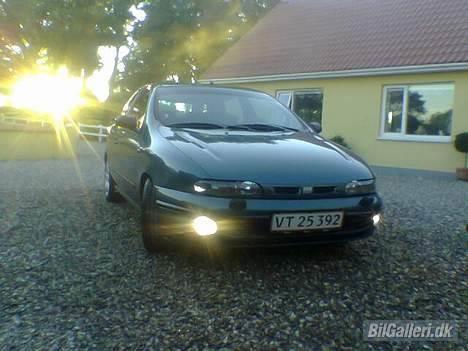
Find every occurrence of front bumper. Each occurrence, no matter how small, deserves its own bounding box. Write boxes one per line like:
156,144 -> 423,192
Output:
153,186 -> 383,247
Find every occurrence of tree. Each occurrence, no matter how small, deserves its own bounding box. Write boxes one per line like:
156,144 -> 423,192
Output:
117,0 -> 278,93
1,0 -> 278,116
406,91 -> 426,134
0,0 -> 134,78
426,110 -> 452,136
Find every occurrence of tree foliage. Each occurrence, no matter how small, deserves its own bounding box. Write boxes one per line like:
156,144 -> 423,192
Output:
1,0 -> 278,106
118,0 -> 278,93
0,0 -> 135,77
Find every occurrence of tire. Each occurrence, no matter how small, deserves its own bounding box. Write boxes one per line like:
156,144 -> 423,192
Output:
141,178 -> 167,252
104,159 -> 121,202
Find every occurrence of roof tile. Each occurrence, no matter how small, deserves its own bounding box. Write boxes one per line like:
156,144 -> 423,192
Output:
202,0 -> 468,79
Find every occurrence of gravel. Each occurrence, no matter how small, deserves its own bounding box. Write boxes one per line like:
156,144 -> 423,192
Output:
0,142 -> 466,350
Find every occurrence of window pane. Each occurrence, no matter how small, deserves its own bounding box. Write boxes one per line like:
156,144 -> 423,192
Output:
293,91 -> 323,124
384,88 -> 404,133
406,84 -> 454,136
224,97 -> 243,121
247,97 -> 302,129
156,88 -> 305,131
133,91 -> 149,115
277,92 -> 292,108
158,99 -> 194,122
132,90 -> 150,130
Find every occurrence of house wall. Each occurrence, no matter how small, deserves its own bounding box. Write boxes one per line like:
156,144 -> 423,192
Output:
228,71 -> 468,172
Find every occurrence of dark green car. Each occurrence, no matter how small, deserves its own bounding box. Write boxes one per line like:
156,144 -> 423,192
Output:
105,85 -> 383,251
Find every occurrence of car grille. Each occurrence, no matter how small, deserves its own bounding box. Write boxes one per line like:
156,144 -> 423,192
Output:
313,186 -> 336,194
264,185 -> 341,198
273,186 -> 301,195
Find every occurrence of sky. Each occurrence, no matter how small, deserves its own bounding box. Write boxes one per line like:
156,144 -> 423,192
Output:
86,46 -> 129,102
86,5 -> 145,102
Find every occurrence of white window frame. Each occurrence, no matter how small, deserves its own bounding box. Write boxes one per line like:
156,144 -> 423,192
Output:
379,84 -> 453,143
276,89 -> 323,111
276,90 -> 293,108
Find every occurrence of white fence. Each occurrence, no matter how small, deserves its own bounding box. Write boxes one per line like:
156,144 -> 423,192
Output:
1,116 -> 109,142
0,116 -> 53,128
78,123 -> 108,143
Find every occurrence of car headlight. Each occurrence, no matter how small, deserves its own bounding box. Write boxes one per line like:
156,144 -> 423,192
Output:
345,179 -> 376,194
193,180 -> 262,197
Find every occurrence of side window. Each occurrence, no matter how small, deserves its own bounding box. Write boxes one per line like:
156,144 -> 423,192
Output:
122,91 -> 139,115
129,88 -> 150,130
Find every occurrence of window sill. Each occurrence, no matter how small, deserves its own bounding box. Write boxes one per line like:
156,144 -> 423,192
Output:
377,135 -> 452,143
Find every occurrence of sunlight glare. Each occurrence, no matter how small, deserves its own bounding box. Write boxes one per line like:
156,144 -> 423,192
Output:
11,67 -> 83,121
86,71 -> 110,103
0,94 -> 8,107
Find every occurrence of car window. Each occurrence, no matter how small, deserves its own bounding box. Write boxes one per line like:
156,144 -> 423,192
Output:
223,97 -> 244,122
129,87 -> 150,130
247,96 -> 292,126
155,88 -> 306,131
122,90 -> 140,115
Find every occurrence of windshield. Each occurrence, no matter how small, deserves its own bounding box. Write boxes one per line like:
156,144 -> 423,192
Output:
155,87 -> 306,131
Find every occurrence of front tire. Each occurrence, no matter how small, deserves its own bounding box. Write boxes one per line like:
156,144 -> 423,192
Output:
104,159 -> 121,202
141,179 -> 167,252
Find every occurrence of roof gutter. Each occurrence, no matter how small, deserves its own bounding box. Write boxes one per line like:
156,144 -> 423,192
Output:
199,62 -> 468,84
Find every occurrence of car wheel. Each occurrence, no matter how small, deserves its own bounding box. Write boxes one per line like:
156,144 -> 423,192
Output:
141,178 -> 167,252
104,159 -> 121,202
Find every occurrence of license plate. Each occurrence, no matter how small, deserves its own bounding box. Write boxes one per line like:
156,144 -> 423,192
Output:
271,211 -> 343,232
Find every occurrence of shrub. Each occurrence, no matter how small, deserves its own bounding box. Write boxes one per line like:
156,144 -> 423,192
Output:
330,135 -> 350,149
454,132 -> 468,168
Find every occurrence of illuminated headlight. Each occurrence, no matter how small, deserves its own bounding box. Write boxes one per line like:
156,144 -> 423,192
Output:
345,179 -> 376,194
193,180 -> 262,197
372,214 -> 381,226
193,216 -> 218,236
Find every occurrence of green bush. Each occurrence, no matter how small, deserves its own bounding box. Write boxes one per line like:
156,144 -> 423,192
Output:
454,132 -> 468,168
330,135 -> 350,149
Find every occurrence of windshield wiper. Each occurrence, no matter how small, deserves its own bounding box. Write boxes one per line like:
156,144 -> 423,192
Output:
166,122 -> 300,132
225,125 -> 252,131
166,122 -> 226,130
228,123 -> 299,132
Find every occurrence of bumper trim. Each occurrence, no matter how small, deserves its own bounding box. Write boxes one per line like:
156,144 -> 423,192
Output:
154,186 -> 383,215
153,185 -> 382,246
156,200 -> 190,212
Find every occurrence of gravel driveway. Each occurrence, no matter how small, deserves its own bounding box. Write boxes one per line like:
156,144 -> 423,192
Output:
1,142 -> 466,350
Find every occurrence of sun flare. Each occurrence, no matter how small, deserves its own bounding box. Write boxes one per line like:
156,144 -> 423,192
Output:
11,67 -> 83,123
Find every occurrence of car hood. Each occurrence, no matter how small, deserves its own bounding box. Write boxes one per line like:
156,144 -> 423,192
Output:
160,128 -> 374,185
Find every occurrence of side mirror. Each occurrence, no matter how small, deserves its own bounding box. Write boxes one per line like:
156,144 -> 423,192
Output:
116,114 -> 137,130
309,122 -> 322,133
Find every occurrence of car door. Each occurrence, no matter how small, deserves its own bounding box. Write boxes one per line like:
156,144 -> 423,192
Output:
107,91 -> 139,192
119,86 -> 151,203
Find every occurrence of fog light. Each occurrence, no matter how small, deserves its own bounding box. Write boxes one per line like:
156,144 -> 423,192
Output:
373,214 -> 381,226
193,216 -> 218,236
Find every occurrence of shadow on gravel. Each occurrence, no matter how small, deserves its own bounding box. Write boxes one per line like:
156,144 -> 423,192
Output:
156,240 -> 374,273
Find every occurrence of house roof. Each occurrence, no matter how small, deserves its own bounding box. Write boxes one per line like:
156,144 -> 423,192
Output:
201,0 -> 468,82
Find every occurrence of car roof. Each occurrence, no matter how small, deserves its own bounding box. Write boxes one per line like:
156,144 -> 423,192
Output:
153,83 -> 266,96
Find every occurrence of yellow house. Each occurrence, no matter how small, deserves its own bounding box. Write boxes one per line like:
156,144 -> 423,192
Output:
200,0 -> 468,172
